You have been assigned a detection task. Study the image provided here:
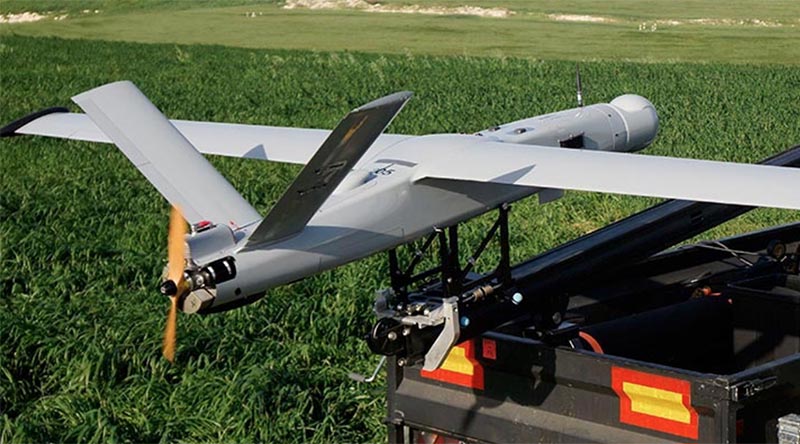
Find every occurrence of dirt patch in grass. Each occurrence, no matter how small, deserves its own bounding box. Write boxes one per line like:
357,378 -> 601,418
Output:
547,14 -> 618,24
283,0 -> 515,18
0,12 -> 46,23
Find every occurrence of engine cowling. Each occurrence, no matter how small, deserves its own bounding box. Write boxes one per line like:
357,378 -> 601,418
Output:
476,94 -> 659,153
178,222 -> 240,313
609,94 -> 659,151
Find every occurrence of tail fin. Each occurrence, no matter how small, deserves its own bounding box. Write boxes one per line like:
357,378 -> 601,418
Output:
72,81 -> 260,228
246,91 -> 412,246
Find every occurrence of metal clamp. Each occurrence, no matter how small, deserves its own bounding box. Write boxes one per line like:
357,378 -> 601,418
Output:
421,297 -> 460,371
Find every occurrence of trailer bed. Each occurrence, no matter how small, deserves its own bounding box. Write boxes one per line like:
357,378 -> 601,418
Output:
386,223 -> 800,443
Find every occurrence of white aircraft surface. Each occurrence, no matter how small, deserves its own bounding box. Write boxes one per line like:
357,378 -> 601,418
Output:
3,80 -> 799,361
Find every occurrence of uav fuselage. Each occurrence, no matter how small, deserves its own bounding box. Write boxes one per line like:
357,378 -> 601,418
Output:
186,95 -> 659,313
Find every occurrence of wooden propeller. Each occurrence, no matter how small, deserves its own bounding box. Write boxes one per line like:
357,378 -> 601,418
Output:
162,206 -> 187,363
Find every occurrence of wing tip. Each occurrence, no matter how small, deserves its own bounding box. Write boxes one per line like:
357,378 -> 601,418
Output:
354,91 -> 413,112
0,106 -> 70,138
71,80 -> 137,105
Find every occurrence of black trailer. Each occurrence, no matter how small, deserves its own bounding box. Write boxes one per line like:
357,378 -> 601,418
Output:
364,146 -> 800,443
384,222 -> 800,443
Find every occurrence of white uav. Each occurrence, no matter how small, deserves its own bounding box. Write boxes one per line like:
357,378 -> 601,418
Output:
3,80 -> 799,361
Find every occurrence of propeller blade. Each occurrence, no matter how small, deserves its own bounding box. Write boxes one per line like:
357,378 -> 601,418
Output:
167,206 -> 186,283
163,295 -> 178,363
163,206 -> 186,363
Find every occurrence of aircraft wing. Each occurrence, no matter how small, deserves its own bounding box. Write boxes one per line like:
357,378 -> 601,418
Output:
415,140 -> 800,210
71,81 -> 262,227
1,108 -> 413,165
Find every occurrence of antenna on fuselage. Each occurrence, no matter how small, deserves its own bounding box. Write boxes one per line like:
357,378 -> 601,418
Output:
575,63 -> 584,107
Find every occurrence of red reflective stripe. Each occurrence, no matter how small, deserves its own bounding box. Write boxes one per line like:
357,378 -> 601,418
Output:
611,366 -> 699,440
420,340 -> 484,390
482,338 -> 497,360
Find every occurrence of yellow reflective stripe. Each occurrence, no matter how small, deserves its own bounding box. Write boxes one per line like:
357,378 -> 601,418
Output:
622,381 -> 691,424
439,346 -> 475,375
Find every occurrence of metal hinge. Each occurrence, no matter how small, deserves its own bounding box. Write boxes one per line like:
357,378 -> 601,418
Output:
731,376 -> 778,402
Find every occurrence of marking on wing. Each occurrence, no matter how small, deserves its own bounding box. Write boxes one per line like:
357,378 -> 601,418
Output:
491,164 -> 535,184
341,115 -> 368,144
375,158 -> 418,167
244,144 -> 268,160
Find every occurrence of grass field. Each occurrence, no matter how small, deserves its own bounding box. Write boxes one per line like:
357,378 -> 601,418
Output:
2,0 -> 799,65
2,0 -> 800,441
2,33 -> 800,442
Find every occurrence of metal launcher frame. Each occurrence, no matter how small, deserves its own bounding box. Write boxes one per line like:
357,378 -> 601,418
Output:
365,144 -> 800,373
368,204 -> 523,371
387,203 -> 512,302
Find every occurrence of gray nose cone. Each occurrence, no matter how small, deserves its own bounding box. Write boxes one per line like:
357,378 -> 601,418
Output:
611,94 -> 659,151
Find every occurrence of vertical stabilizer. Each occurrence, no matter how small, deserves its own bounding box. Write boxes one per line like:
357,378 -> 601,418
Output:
246,91 -> 413,246
73,81 -> 260,228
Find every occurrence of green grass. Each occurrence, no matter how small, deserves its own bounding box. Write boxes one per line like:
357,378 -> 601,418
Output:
5,0 -> 798,21
381,0 -> 800,21
1,35 -> 800,442
1,1 -> 799,65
